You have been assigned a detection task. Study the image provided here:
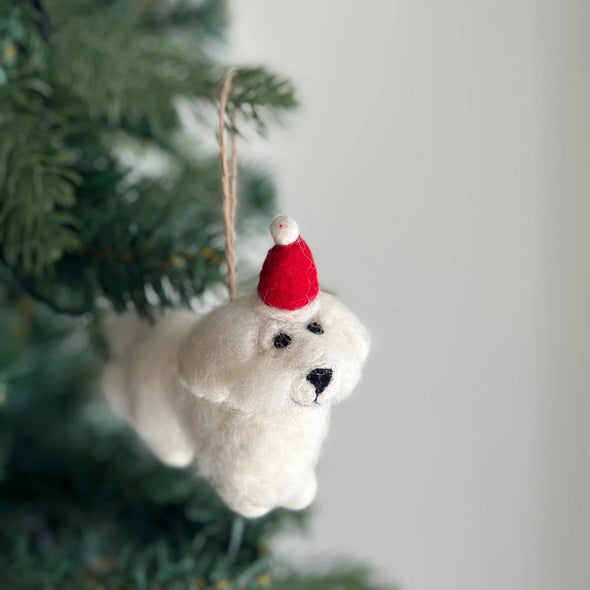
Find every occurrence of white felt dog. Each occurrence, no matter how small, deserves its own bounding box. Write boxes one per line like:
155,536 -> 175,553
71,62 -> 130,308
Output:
103,216 -> 369,517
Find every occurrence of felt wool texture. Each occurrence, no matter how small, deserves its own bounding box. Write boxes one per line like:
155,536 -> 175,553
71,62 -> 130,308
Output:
257,216 -> 319,310
102,291 -> 370,518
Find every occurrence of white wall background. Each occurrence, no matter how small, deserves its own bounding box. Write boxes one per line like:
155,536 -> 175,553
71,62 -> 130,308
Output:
229,2 -> 590,589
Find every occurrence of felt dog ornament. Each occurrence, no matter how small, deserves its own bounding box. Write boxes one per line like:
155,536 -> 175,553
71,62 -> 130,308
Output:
103,215 -> 370,517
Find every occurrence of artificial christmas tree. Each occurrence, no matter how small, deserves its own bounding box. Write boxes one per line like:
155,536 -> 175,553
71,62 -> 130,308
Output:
0,1 -> 388,588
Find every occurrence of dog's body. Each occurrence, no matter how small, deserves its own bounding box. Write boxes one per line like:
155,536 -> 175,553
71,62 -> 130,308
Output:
103,291 -> 369,517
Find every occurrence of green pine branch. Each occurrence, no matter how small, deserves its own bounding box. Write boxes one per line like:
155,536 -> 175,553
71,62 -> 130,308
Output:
0,0 -> 297,316
138,0 -> 227,44
228,68 -> 298,134
0,114 -> 81,276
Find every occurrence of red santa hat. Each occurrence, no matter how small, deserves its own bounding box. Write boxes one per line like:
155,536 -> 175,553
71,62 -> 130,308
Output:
257,215 -> 319,310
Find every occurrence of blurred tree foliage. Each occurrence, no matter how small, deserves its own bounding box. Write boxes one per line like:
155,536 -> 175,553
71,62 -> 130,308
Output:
0,0 -> 295,316
0,1 -> 391,588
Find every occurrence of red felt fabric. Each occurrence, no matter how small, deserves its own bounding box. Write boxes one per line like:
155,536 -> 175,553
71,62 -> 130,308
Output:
257,236 -> 319,310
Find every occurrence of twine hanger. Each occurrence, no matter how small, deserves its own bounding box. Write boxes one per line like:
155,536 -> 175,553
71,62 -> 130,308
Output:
218,71 -> 238,301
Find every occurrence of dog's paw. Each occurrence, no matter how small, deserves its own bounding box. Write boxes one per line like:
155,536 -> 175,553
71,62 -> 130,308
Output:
229,501 -> 272,519
158,448 -> 195,468
145,434 -> 195,468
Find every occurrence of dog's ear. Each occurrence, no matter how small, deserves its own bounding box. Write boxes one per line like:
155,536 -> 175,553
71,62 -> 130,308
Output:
177,295 -> 260,404
318,292 -> 370,404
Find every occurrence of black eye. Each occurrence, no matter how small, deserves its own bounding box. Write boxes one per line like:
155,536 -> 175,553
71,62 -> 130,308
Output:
274,333 -> 292,349
307,322 -> 324,334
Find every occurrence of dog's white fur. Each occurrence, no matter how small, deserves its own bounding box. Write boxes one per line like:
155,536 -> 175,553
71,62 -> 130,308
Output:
103,291 -> 369,517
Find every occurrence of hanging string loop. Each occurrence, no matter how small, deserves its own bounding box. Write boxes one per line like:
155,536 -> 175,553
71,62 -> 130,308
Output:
218,71 -> 239,301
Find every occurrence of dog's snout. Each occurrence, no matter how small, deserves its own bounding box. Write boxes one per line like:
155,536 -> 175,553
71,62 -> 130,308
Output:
306,368 -> 333,395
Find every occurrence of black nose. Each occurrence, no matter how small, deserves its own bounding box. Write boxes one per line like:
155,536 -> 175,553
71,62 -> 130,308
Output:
306,368 -> 333,395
